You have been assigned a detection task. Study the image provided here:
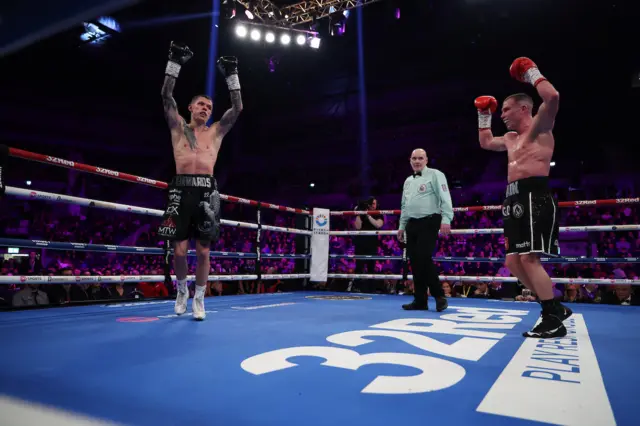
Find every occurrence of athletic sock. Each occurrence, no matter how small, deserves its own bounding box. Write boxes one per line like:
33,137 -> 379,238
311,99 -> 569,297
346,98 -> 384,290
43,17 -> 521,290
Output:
177,278 -> 188,292
540,298 -> 555,314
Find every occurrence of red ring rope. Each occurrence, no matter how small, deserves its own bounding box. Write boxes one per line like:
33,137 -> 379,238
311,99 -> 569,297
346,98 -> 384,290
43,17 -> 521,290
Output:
8,147 -> 310,215
10,147 -> 639,217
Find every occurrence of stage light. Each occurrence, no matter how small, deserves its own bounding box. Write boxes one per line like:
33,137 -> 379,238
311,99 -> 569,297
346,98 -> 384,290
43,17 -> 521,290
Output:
551,161 -> 556,167
329,10 -> 348,36
26,180 -> 31,186
222,0 -> 236,19
245,0 -> 256,19
232,22 -> 320,50
80,16 -> 120,45
309,37 -> 321,49
310,183 -> 315,188
236,24 -> 247,37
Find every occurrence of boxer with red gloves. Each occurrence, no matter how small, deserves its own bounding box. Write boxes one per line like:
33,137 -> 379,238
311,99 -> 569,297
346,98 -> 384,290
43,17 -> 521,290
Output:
475,57 -> 571,339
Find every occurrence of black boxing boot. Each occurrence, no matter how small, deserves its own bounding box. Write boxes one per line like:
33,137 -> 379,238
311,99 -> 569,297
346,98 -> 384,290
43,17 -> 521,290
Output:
523,299 -> 567,338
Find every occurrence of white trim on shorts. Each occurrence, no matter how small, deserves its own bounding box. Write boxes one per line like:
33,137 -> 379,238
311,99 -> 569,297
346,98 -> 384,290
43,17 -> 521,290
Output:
548,193 -> 556,253
528,192 -> 535,250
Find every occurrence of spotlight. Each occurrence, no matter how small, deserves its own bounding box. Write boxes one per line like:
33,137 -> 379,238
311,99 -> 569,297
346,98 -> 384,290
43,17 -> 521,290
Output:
280,34 -> 291,45
295,34 -> 305,45
250,29 -> 261,40
310,182 -> 315,188
235,24 -> 247,37
222,0 -> 237,19
265,32 -> 275,43
329,11 -> 348,36
26,180 -> 32,186
309,37 -> 321,49
245,0 -> 256,19
550,161 -> 556,167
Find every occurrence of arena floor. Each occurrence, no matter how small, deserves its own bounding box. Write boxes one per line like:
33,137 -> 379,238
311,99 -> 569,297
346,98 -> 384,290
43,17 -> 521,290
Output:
0,292 -> 638,426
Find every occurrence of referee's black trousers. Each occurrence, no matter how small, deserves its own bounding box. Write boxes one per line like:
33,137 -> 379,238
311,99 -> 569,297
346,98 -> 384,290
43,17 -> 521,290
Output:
406,214 -> 443,305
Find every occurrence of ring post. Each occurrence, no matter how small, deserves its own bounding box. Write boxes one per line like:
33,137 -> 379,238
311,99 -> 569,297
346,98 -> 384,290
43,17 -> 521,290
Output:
255,203 -> 262,281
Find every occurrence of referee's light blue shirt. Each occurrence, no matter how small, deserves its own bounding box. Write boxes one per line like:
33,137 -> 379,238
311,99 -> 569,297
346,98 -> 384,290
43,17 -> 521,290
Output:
399,166 -> 454,231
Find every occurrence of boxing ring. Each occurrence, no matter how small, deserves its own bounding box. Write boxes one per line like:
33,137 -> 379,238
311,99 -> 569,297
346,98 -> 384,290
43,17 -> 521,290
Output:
1,146 -> 639,426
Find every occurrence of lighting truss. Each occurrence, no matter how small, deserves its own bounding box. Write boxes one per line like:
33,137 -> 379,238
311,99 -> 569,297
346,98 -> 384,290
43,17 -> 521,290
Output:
236,0 -> 383,27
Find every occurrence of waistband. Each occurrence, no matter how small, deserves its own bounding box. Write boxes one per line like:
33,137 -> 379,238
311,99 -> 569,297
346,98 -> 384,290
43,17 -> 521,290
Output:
171,174 -> 216,189
505,176 -> 549,198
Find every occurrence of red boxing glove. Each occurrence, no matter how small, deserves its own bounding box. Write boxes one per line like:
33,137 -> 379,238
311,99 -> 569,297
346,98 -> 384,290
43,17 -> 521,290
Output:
474,96 -> 497,129
510,57 -> 547,87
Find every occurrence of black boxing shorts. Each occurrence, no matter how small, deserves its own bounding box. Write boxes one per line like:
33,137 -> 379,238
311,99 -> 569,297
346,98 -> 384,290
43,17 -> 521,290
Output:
157,174 -> 221,243
502,176 -> 559,256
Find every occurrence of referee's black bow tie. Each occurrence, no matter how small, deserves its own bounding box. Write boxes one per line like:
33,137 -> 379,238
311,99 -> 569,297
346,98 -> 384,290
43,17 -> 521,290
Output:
413,172 -> 422,178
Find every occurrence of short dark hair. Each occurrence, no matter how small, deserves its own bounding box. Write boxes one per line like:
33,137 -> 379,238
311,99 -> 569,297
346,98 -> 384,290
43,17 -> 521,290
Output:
504,93 -> 534,109
190,94 -> 212,105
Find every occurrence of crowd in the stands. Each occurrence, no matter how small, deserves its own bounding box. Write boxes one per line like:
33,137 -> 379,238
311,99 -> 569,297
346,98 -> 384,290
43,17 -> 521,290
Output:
1,193 -> 639,308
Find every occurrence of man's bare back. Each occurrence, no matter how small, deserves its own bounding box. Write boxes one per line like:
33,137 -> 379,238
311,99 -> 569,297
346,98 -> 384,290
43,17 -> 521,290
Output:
504,130 -> 554,183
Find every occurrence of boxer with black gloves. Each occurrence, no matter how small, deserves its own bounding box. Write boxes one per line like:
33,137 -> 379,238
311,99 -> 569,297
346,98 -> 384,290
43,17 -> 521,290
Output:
475,57 -> 571,338
158,41 -> 243,321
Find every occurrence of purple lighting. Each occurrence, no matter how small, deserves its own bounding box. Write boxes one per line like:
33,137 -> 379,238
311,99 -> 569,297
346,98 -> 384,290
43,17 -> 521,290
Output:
395,8 -> 400,19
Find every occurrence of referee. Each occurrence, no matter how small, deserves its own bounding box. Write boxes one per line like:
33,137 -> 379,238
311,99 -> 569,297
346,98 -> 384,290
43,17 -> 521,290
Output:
397,149 -> 454,311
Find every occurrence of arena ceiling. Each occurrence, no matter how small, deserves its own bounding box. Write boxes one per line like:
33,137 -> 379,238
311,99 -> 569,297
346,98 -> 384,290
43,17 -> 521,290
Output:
0,0 -> 636,183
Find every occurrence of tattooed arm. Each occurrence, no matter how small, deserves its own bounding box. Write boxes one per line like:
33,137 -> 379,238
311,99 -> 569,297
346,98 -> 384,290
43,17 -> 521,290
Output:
161,76 -> 183,133
217,90 -> 243,138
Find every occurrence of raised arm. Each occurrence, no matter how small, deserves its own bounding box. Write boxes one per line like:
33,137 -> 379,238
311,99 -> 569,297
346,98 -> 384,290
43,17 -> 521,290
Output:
215,56 -> 244,140
509,57 -> 560,139
475,95 -> 507,152
161,76 -> 181,131
162,42 -> 193,133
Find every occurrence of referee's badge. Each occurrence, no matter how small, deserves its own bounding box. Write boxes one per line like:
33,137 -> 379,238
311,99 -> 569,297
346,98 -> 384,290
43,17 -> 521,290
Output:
418,184 -> 427,193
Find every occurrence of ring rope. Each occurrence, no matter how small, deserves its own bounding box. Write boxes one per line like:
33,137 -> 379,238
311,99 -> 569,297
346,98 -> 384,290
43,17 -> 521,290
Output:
0,238 -> 310,259
329,254 -> 640,263
11,148 -> 639,218
8,147 -> 311,215
5,186 -> 313,236
0,274 -> 311,285
326,274 -> 640,286
334,198 -> 640,216
330,224 -> 640,236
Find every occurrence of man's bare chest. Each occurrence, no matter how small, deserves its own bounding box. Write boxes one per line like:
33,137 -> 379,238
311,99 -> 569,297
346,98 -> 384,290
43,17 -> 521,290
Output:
177,125 -> 217,152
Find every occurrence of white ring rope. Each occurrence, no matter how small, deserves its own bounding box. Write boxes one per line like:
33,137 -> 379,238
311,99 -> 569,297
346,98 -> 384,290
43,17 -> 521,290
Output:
0,274 -> 311,285
326,274 -> 639,286
329,225 -> 640,236
5,186 -> 312,236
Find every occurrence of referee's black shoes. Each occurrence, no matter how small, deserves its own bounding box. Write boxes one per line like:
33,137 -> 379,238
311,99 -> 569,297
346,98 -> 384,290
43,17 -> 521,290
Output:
402,297 -> 448,312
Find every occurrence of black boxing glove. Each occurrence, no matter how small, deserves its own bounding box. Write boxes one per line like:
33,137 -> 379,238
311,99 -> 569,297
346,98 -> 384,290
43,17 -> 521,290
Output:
216,56 -> 240,91
165,41 -> 194,78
